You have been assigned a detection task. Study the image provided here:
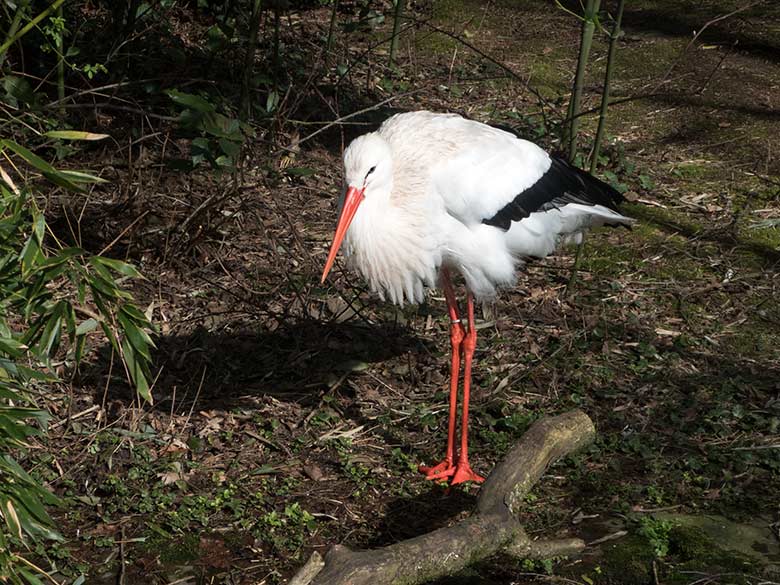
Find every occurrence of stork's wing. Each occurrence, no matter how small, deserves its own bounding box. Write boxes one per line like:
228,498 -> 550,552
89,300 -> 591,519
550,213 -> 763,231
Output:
432,125 -> 624,230
484,155 -> 625,230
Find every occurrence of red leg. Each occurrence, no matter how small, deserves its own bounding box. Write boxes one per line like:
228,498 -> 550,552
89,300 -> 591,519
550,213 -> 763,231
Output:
419,268 -> 463,482
450,294 -> 485,485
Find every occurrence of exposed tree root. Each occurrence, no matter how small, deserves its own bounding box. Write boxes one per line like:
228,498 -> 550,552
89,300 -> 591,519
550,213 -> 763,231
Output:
289,410 -> 596,585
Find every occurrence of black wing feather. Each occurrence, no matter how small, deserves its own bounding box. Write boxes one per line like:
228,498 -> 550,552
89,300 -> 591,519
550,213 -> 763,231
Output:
482,156 -> 625,231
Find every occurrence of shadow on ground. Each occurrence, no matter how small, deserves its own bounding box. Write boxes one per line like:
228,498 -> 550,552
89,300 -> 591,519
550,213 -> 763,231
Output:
81,318 -> 434,410
368,485 -> 478,547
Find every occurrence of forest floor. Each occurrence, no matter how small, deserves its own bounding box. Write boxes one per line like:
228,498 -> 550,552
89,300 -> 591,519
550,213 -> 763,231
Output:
25,0 -> 780,583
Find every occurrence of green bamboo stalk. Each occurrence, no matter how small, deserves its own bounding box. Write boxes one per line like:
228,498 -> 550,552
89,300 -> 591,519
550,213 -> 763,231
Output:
240,0 -> 263,121
326,0 -> 339,56
388,0 -> 405,67
566,0 -> 601,161
273,5 -> 281,75
1,4 -> 27,68
590,0 -> 625,174
56,3 -> 65,118
0,0 -> 64,65
565,234 -> 586,297
124,0 -> 142,38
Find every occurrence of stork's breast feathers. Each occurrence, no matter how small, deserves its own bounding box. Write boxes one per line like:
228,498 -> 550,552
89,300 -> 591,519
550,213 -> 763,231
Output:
344,198 -> 441,306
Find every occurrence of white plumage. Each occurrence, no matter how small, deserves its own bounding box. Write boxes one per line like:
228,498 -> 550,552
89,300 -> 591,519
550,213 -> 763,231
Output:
321,110 -> 633,485
329,111 -> 631,304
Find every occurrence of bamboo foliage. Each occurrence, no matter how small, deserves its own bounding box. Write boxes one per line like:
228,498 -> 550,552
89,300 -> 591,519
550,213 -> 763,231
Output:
0,136 -> 155,582
0,0 -> 66,67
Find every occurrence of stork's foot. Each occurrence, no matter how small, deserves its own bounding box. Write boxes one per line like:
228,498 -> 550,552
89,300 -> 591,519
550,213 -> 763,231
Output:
450,459 -> 485,486
419,458 -> 484,485
418,459 -> 456,482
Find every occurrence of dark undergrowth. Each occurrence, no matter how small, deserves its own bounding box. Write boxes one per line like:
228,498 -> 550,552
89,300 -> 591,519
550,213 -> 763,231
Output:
1,0 -> 778,583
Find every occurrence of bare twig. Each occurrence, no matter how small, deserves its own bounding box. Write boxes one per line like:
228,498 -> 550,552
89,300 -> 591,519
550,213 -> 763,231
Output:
293,91 -> 424,148
99,210 -> 150,256
655,1 -> 765,92
54,102 -> 179,121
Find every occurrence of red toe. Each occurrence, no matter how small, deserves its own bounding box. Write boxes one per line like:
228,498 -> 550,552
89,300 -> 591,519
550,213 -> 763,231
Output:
419,459 -> 456,482
449,460 -> 484,486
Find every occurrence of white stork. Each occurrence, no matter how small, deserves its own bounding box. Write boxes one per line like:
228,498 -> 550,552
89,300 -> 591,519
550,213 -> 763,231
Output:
321,111 -> 632,485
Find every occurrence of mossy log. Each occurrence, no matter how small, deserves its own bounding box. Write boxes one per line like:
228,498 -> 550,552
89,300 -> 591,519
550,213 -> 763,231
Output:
289,410 -> 595,585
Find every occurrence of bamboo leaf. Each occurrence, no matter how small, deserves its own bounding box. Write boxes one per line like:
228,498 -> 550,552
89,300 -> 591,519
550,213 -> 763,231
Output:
14,366 -> 53,382
88,258 -> 118,284
35,304 -> 63,358
19,235 -> 41,276
75,318 -> 98,336
0,337 -> 27,357
74,334 -> 86,363
118,313 -> 152,362
92,256 -> 142,278
89,276 -> 119,299
13,484 -> 55,525
0,163 -> 19,195
0,140 -> 83,192
121,337 -> 152,403
120,304 -> 151,324
0,412 -> 34,440
166,89 -> 215,113
0,413 -> 36,442
44,130 -> 109,141
41,170 -> 86,193
135,371 -> 151,403
0,386 -> 22,400
64,304 -> 76,338
0,140 -> 57,175
18,567 -> 47,585
33,213 -> 45,244
3,499 -> 23,539
99,321 -> 120,353
1,456 -> 46,486
10,502 -> 61,541
59,170 -> 109,184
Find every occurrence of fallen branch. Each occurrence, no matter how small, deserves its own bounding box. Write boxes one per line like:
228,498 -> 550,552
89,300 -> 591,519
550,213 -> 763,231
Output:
290,410 -> 595,585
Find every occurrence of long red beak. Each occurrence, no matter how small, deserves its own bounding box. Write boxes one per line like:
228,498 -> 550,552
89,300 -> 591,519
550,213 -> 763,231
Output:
321,186 -> 365,283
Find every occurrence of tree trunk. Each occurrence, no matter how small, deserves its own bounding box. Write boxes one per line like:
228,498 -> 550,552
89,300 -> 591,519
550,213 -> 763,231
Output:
289,410 -> 595,585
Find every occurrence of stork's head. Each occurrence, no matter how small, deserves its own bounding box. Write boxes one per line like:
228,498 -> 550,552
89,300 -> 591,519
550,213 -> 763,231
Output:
321,133 -> 393,283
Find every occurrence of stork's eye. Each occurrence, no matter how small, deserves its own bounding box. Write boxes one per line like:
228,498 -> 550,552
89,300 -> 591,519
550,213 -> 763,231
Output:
365,166 -> 377,179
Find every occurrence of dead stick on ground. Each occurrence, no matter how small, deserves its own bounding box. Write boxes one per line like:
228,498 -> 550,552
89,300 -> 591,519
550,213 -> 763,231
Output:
289,409 -> 596,585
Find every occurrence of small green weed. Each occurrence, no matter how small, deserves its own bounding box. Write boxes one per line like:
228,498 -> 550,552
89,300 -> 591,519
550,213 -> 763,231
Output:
521,557 -> 554,574
256,503 -> 316,556
637,516 -> 676,558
